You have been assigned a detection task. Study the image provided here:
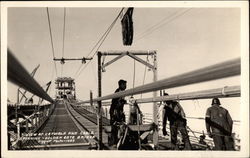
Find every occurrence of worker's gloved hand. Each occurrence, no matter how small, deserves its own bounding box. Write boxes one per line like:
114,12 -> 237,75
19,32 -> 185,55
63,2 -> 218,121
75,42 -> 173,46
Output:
162,128 -> 168,136
207,131 -> 213,138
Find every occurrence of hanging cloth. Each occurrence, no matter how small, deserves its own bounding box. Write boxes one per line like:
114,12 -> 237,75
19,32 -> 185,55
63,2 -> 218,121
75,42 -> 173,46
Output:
121,8 -> 134,46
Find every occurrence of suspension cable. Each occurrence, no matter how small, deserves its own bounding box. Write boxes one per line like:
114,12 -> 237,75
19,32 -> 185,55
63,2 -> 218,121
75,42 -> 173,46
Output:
46,7 -> 58,77
61,7 -> 66,77
62,7 -> 66,58
74,8 -> 124,79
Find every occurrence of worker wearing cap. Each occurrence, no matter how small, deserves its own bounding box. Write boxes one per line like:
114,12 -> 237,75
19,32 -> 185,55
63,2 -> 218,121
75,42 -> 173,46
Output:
109,79 -> 127,146
162,93 -> 192,150
205,98 -> 234,150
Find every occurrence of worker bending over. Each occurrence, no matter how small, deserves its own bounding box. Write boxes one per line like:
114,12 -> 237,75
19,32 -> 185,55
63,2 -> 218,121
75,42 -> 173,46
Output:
162,93 -> 192,150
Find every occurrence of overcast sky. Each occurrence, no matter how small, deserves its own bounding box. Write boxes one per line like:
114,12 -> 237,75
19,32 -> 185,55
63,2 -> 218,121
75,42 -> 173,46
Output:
7,7 -> 241,134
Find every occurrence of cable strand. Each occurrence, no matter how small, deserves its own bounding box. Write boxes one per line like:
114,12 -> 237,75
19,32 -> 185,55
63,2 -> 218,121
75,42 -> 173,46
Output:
46,7 -> 58,77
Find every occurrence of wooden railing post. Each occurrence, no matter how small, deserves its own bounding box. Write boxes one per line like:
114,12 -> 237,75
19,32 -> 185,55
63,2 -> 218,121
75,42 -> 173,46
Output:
152,51 -> 158,149
97,51 -> 103,150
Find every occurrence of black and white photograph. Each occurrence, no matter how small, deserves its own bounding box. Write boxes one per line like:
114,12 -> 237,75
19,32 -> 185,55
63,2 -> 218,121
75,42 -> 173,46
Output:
1,1 -> 249,158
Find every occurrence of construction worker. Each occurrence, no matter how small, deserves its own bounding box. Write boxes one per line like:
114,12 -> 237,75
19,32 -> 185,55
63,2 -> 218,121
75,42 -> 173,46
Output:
205,98 -> 234,150
128,96 -> 142,125
109,79 -> 127,147
162,93 -> 192,150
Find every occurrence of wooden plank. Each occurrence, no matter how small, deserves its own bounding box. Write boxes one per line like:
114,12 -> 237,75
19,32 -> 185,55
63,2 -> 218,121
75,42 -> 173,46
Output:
100,50 -> 155,56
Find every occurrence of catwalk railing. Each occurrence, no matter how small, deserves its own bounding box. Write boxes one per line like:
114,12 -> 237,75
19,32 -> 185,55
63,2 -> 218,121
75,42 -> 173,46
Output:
80,58 -> 240,104
80,57 -> 240,149
8,103 -> 55,149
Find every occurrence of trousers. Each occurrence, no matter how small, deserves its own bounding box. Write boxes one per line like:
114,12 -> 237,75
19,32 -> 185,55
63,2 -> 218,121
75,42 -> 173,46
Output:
170,120 -> 192,150
213,134 -> 235,150
110,113 -> 125,145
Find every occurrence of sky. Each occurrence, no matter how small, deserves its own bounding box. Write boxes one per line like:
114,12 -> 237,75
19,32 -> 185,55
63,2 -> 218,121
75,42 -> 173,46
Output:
7,7 -> 242,135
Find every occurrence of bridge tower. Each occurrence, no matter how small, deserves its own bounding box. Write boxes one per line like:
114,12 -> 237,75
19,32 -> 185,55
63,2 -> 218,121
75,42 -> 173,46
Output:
55,77 -> 76,100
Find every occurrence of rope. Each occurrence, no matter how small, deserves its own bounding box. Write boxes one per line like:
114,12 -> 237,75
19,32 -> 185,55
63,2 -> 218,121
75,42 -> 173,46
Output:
140,54 -> 149,99
133,59 -> 136,89
46,7 -> 58,77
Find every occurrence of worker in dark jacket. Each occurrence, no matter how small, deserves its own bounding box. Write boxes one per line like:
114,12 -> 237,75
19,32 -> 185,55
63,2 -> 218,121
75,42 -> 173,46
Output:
205,98 -> 234,150
162,93 -> 192,150
109,79 -> 127,146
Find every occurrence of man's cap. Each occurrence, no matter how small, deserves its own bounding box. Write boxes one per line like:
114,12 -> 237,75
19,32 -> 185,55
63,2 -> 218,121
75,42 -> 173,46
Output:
211,98 -> 221,105
118,79 -> 127,85
163,92 -> 174,104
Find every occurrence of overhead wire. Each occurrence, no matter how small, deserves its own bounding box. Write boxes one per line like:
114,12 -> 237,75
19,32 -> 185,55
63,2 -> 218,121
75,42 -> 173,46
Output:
61,7 -> 66,77
135,9 -> 183,41
74,8 -> 125,79
46,7 -> 58,77
135,8 -> 192,43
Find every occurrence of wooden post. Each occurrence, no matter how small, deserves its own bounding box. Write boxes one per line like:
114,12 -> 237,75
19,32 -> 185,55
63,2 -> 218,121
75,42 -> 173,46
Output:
137,108 -> 141,150
15,104 -> 18,126
90,91 -> 93,112
152,51 -> 158,149
35,107 -> 38,127
17,123 -> 20,140
97,52 -> 103,150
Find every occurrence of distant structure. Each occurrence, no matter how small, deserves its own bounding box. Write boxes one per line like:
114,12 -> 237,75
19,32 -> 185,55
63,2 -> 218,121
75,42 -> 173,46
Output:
55,77 -> 76,100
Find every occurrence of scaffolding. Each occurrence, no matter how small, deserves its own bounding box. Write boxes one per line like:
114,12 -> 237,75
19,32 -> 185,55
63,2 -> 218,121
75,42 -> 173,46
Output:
55,77 -> 76,100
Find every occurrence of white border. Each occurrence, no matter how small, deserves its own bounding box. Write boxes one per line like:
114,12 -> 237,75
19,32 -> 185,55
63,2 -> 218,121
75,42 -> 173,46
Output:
1,1 -> 249,158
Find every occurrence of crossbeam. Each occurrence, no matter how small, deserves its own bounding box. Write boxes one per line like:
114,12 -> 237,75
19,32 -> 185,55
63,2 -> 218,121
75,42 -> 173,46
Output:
127,53 -> 155,70
53,57 -> 93,61
79,58 -> 240,104
54,57 -> 93,64
18,89 -> 28,100
100,50 -> 155,56
102,53 -> 126,68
